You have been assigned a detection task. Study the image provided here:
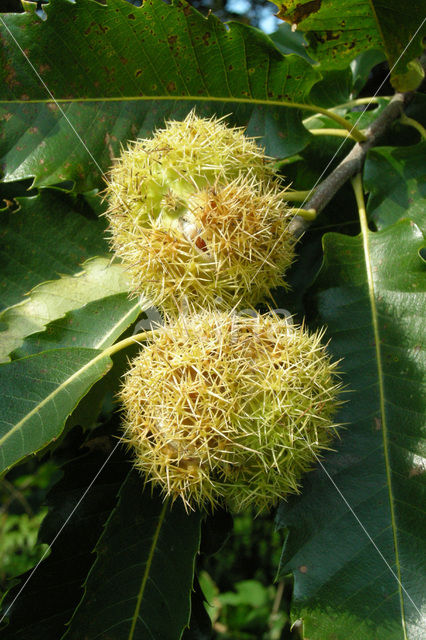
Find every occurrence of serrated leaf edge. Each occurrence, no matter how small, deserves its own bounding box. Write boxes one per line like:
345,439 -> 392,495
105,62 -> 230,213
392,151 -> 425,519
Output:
0,256 -> 130,362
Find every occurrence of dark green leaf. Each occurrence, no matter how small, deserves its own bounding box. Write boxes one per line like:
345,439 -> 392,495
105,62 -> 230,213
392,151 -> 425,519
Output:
62,343 -> 137,435
271,0 -> 426,90
0,191 -> 139,363
0,191 -> 107,312
269,22 -> 314,62
64,470 -> 203,640
0,0 -> 318,103
0,178 -> 36,207
405,94 -> 426,129
0,435 -> 129,640
271,0 -> 382,69
0,0 -> 322,190
8,296 -> 144,434
0,256 -> 135,362
351,49 -> 387,95
0,100 -> 314,192
303,96 -> 391,137
0,271 -> 146,471
368,3 -> 426,91
277,219 -> 426,638
279,99 -> 390,213
364,142 -> 426,233
182,574 -> 212,640
0,348 -> 112,473
11,292 -> 141,359
307,68 -> 353,108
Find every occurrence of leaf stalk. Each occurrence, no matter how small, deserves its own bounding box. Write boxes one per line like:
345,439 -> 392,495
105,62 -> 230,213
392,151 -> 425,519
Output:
308,128 -> 359,139
284,190 -> 315,202
103,329 -> 159,358
289,207 -> 317,221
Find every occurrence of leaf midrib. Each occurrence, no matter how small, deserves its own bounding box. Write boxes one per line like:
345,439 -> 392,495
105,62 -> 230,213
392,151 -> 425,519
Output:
95,301 -> 141,350
358,198 -> 407,636
0,348 -> 110,453
128,499 -> 169,640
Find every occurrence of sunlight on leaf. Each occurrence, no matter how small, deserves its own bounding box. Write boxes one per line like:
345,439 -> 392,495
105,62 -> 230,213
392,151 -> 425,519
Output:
271,0 -> 426,90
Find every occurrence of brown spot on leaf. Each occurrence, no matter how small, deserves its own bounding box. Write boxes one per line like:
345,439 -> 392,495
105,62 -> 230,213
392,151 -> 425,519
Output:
167,81 -> 177,92
84,20 -> 95,36
325,30 -> 340,41
311,29 -> 341,45
128,13 -> 135,20
299,565 -> 308,573
277,0 -> 321,26
202,32 -> 211,46
4,62 -> 18,89
168,34 -> 177,47
374,417 -> 382,431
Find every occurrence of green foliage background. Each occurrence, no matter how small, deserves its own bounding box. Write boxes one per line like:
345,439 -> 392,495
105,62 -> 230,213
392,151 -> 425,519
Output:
0,1 -> 425,638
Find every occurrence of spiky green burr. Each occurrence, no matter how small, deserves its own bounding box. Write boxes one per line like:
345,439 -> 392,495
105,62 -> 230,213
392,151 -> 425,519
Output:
104,112 -> 296,314
120,311 -> 341,513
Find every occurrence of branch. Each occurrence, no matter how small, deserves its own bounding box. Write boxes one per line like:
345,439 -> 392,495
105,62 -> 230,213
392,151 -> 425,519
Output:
289,90 -> 415,237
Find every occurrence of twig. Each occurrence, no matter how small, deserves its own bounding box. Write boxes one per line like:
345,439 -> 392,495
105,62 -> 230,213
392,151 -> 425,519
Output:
289,90 -> 415,237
